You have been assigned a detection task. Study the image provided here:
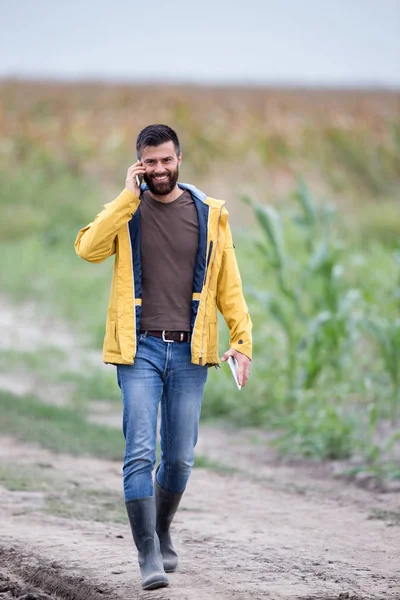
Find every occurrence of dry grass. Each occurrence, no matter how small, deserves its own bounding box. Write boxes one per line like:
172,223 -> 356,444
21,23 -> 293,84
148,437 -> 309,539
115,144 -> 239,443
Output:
1,80 -> 399,210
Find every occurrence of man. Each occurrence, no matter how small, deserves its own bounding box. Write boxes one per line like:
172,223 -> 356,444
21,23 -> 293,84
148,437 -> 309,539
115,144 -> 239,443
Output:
75,124 -> 252,590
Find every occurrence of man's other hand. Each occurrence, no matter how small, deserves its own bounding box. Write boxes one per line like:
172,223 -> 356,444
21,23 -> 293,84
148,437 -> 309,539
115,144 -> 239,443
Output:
221,348 -> 251,387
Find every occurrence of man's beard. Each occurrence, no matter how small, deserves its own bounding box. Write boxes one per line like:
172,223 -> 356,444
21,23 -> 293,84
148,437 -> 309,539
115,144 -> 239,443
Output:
144,166 -> 179,196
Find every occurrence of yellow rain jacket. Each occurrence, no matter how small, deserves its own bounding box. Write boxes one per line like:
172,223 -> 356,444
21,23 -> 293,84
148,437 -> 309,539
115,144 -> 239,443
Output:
75,183 -> 252,366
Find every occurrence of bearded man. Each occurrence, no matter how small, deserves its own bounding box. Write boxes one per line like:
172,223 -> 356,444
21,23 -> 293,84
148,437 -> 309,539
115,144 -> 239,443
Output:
75,124 -> 252,590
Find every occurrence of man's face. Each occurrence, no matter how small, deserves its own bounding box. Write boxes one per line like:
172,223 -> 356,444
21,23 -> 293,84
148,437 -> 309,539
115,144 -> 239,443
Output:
140,141 -> 182,196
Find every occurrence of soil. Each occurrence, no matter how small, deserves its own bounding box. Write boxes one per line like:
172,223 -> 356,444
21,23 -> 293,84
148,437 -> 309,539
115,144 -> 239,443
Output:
0,296 -> 399,599
1,433 -> 399,600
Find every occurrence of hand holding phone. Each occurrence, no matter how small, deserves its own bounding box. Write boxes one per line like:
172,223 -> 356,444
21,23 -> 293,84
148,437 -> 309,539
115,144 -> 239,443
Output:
125,162 -> 145,197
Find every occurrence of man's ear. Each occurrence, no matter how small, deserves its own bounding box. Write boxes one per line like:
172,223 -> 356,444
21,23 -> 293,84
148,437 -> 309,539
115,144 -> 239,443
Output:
177,152 -> 183,166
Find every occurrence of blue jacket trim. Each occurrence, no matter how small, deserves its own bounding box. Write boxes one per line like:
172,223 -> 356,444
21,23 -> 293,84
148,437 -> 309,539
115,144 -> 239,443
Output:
191,197 -> 209,293
128,210 -> 142,333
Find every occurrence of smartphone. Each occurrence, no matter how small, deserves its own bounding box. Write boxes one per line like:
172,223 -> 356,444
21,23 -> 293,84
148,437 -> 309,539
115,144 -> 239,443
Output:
136,162 -> 144,188
227,356 -> 242,391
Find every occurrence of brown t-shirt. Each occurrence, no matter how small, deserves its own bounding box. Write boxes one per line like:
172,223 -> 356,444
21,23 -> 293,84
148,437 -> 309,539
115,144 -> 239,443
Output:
140,189 -> 199,331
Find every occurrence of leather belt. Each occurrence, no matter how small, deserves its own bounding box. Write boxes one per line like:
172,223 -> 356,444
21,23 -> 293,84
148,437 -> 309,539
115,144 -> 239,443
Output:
141,330 -> 191,343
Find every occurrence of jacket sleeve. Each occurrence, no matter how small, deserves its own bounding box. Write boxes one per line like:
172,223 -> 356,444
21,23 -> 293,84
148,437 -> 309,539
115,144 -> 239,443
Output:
74,188 -> 140,263
216,220 -> 252,360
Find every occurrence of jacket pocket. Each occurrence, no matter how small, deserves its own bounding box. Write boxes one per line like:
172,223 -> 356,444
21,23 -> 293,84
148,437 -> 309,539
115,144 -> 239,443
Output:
105,317 -> 120,354
208,321 -> 218,355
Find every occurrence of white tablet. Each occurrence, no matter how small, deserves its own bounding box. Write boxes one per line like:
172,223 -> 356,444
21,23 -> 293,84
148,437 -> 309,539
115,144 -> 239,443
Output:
227,356 -> 242,391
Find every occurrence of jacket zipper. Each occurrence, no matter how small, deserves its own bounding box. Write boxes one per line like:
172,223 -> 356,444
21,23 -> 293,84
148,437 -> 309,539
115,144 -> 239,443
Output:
126,223 -> 136,360
199,206 -> 223,365
190,207 -> 210,363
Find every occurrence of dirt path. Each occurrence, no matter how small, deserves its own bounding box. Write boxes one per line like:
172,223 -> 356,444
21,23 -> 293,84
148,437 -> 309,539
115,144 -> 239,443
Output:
0,296 -> 399,599
1,435 -> 399,600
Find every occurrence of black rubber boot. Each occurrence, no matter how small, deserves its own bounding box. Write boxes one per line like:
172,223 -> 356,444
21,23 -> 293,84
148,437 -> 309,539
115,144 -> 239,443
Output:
125,497 -> 169,590
155,480 -> 184,573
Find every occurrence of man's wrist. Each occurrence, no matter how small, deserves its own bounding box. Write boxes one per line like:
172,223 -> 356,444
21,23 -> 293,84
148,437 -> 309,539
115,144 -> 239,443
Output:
231,347 -> 252,361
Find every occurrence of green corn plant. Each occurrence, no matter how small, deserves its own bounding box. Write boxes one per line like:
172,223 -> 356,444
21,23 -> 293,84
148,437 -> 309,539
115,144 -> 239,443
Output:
244,182 -> 361,399
354,403 -> 400,479
362,317 -> 400,421
242,182 -> 398,464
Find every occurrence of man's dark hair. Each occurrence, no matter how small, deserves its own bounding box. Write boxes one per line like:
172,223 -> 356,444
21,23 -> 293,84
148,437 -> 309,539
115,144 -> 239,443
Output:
136,124 -> 181,159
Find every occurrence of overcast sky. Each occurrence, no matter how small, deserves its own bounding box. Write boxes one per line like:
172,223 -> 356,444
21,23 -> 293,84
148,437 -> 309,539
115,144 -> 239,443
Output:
1,0 -> 399,86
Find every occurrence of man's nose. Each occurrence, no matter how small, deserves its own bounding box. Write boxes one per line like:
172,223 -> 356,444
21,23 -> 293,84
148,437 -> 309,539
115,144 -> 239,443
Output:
154,163 -> 166,174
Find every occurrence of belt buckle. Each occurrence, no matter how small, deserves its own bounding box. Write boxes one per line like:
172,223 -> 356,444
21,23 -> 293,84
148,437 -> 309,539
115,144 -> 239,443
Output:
162,331 -> 175,343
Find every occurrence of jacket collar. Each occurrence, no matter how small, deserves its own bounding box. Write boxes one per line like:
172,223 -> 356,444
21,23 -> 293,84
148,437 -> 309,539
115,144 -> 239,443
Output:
139,182 -> 207,203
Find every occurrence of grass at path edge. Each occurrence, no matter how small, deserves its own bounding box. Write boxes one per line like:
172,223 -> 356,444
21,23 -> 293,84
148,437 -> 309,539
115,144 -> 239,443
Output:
0,390 -> 236,473
0,390 -> 124,460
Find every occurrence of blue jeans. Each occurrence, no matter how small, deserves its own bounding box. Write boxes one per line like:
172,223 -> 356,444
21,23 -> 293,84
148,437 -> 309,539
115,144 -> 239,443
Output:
117,333 -> 208,501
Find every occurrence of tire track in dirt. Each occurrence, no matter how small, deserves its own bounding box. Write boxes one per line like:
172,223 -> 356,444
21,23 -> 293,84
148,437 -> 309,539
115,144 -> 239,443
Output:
0,546 -> 119,600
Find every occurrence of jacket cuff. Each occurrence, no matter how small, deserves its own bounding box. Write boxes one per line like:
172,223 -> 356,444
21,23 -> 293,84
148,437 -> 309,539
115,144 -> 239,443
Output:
230,340 -> 252,361
121,188 -> 140,203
